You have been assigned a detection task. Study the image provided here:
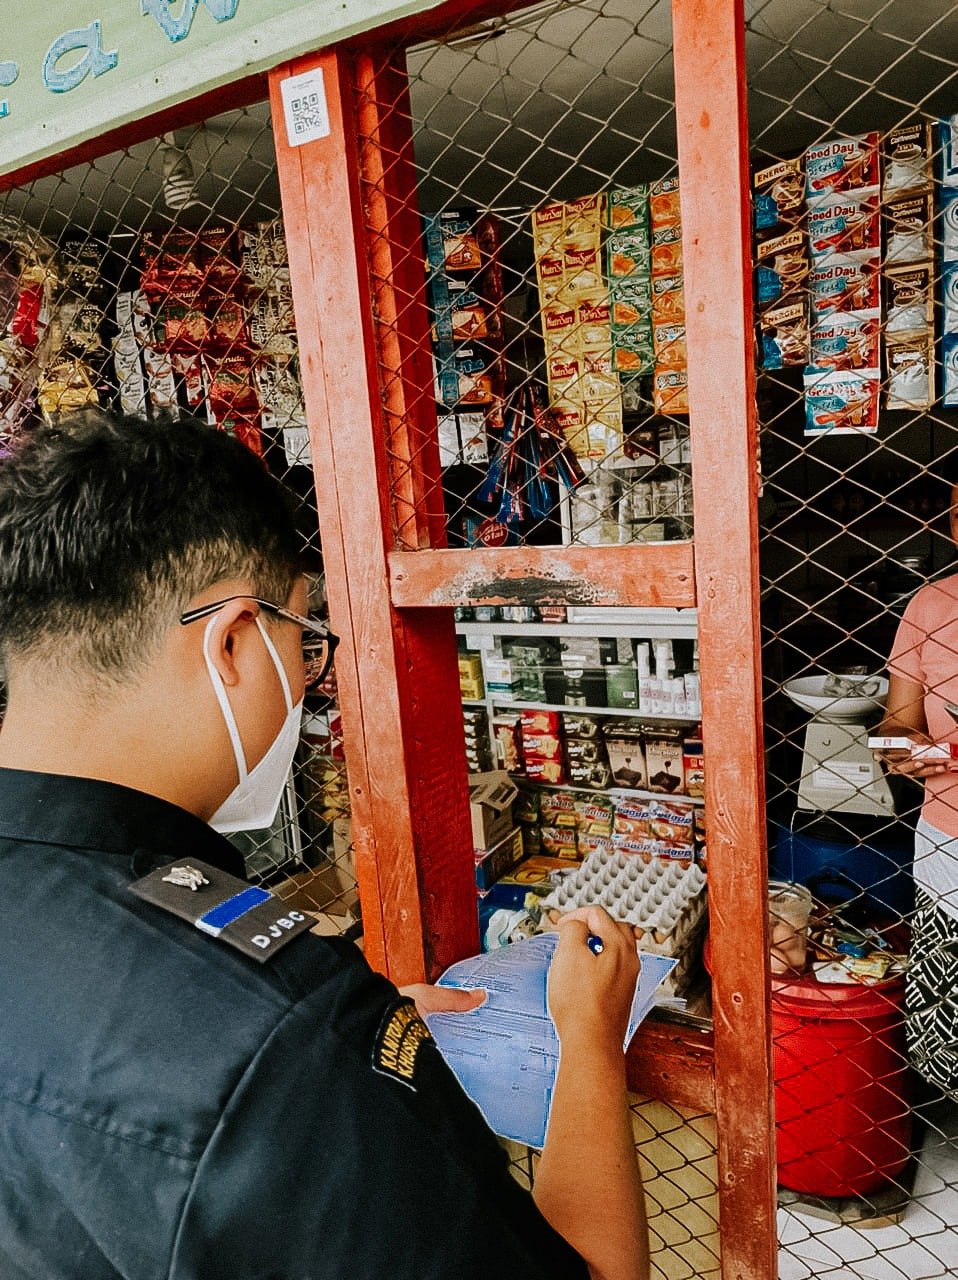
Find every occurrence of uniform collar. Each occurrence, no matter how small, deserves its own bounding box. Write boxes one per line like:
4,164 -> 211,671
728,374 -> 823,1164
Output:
0,767 -> 247,880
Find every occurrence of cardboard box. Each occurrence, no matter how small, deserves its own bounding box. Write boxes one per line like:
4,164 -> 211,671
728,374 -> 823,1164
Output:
475,827 -> 524,891
605,725 -> 648,790
469,770 -> 519,851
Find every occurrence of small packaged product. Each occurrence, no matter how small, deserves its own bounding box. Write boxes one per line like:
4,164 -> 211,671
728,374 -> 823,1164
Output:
644,729 -> 685,794
808,251 -> 880,317
540,825 -> 580,859
804,367 -> 880,435
809,311 -> 880,372
540,789 -> 578,828
885,264 -> 935,337
645,799 -> 695,850
614,795 -> 650,838
607,184 -> 649,231
682,738 -> 704,798
577,832 -> 615,860
885,335 -> 934,410
882,122 -> 934,199
653,366 -> 689,416
573,793 -> 614,837
883,191 -> 934,265
760,300 -> 809,369
755,228 -> 808,306
648,176 -> 681,229
805,133 -> 880,203
944,334 -> 958,409
753,156 -> 805,235
808,193 -> 880,258
492,716 -> 523,773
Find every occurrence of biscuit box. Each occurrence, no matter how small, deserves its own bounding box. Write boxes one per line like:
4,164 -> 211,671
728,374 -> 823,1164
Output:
469,770 -> 519,851
474,827 -> 524,892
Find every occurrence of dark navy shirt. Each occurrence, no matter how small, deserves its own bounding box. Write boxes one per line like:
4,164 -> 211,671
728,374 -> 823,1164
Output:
0,768 -> 587,1279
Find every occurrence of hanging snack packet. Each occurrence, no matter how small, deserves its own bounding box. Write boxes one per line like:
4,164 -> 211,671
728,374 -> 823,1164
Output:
805,133 -> 880,203
808,192 -> 880,258
885,264 -> 935,337
803,367 -> 879,435
753,156 -> 804,235
809,251 -> 880,316
883,191 -> 934,265
809,311 -> 880,372
882,122 -> 934,199
608,184 -> 649,230
885,335 -> 934,410
760,300 -> 808,369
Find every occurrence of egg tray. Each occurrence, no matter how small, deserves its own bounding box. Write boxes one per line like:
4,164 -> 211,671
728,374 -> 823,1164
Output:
537,849 -> 708,960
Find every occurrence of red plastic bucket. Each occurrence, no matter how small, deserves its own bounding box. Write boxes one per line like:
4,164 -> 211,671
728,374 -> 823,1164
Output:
772,973 -> 912,1197
704,938 -> 912,1196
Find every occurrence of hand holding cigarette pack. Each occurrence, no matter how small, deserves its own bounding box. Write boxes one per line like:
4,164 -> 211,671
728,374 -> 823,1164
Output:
868,735 -> 958,760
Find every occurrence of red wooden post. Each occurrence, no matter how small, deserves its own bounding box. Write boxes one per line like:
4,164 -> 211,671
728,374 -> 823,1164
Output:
269,47 -> 478,983
673,1 -> 777,1277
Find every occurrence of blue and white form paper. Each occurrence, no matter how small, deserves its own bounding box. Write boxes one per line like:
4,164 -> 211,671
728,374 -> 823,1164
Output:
425,933 -> 677,1149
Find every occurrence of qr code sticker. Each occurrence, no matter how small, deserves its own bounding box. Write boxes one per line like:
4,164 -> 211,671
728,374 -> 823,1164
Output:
281,71 -> 330,147
291,93 -> 322,136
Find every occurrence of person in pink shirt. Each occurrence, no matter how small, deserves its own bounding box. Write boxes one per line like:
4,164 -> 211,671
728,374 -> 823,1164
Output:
878,491 -> 958,1097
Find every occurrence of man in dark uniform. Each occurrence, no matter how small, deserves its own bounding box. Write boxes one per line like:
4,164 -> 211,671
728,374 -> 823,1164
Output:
0,412 -> 648,1279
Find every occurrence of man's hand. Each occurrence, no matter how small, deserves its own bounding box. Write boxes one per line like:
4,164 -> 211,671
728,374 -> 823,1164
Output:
546,906 -> 639,1053
398,983 -> 485,1019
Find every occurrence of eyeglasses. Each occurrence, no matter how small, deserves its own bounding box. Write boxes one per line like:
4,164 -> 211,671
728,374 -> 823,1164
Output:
180,595 -> 341,692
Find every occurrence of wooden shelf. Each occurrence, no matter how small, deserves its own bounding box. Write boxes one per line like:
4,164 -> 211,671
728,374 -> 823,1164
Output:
486,698 -> 697,722
388,542 -> 696,609
525,779 -> 705,806
456,611 -> 698,641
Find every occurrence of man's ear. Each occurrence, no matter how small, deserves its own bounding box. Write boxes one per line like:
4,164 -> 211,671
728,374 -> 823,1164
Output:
202,600 -> 260,689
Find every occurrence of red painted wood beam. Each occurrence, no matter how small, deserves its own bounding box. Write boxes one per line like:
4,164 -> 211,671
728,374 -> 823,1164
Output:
270,47 -> 478,985
0,73 -> 267,191
388,543 -> 696,608
627,1020 -> 715,1113
673,1 -> 777,1277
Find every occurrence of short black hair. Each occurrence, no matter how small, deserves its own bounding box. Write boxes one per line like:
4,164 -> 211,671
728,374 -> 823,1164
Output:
0,410 -> 303,681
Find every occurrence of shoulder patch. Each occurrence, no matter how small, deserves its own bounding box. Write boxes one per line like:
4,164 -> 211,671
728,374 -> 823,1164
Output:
372,998 -> 432,1090
129,858 -> 313,962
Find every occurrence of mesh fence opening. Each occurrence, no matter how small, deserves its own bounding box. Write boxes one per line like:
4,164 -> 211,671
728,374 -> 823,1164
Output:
748,0 -> 958,1271
358,0 -> 694,554
0,102 -> 358,934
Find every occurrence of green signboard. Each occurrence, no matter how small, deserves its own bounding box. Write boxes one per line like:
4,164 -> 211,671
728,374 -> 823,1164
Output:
0,0 -> 438,174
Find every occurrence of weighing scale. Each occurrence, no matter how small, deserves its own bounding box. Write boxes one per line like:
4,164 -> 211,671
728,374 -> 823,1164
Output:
784,675 -> 893,817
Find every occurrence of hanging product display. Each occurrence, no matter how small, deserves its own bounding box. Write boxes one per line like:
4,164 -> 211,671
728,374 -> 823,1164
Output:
532,192 -> 624,459
803,132 -> 881,435
606,184 -> 653,376
477,382 -> 584,527
940,113 -> 958,408
882,123 -> 935,410
754,156 -> 809,369
649,177 -> 689,415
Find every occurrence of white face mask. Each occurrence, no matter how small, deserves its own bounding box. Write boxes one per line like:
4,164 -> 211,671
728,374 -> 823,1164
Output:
204,616 -> 303,834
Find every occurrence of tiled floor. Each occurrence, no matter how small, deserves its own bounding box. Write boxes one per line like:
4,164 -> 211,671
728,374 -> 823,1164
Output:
778,1101 -> 958,1279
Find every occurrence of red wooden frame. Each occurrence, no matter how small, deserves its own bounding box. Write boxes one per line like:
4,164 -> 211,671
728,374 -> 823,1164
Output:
674,1 -> 776,1274
270,1 -> 776,1274
0,0 -> 775,1270
270,48 -> 478,985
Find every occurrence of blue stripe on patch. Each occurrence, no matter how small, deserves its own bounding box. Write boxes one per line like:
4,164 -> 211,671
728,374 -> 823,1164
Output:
197,886 -> 271,935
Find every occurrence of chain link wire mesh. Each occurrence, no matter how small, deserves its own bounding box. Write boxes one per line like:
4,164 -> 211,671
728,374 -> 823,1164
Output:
360,0 -> 694,555
748,0 -> 958,1272
354,3 -> 719,1272
0,102 -> 359,936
